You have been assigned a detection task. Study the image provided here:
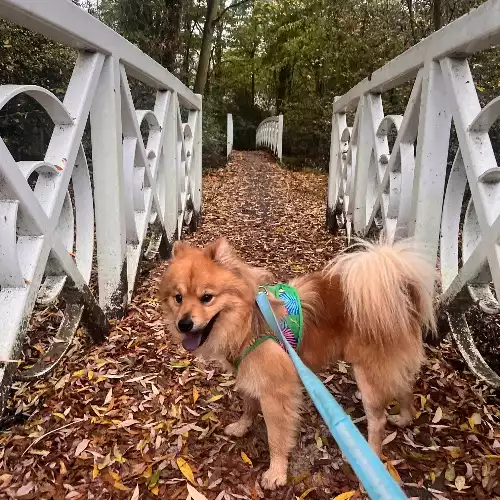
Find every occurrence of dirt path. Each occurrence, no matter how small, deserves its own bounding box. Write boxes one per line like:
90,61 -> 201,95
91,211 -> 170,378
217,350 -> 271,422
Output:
1,151 -> 499,500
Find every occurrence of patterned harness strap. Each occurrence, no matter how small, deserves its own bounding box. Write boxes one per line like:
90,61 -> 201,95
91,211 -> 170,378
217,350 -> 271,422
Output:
234,283 -> 304,370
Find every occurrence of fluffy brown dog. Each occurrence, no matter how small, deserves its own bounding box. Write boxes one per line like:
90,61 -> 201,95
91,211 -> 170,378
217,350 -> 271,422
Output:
159,238 -> 436,489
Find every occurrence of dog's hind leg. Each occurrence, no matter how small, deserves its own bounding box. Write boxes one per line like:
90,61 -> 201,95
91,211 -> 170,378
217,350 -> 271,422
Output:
353,366 -> 388,456
387,388 -> 415,428
224,395 -> 259,437
260,391 -> 301,490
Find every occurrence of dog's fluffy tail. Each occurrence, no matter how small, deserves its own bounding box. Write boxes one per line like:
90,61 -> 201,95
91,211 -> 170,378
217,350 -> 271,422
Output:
324,238 -> 437,345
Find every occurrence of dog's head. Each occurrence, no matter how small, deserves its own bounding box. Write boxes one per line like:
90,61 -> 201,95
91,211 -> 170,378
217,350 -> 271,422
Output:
159,238 -> 274,357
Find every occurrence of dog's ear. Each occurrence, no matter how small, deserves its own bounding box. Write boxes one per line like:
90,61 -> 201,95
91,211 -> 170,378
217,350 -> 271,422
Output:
172,240 -> 190,258
204,237 -> 233,265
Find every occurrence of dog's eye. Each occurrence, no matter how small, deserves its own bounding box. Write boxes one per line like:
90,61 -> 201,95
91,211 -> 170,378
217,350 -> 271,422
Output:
200,294 -> 213,304
174,294 -> 182,304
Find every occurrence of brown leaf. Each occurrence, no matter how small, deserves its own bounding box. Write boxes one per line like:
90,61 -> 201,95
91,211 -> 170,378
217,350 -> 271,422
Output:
75,439 -> 90,457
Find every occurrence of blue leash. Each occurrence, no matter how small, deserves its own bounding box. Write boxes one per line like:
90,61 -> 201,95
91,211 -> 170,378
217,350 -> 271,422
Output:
256,291 -> 407,500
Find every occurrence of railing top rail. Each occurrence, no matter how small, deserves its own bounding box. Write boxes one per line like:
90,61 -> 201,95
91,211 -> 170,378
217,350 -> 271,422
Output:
0,0 -> 201,110
334,0 -> 500,113
258,116 -> 280,126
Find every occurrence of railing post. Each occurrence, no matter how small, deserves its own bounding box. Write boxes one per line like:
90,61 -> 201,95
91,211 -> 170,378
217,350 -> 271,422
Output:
90,55 -> 128,318
326,98 -> 346,232
277,114 -> 283,161
227,113 -> 233,159
192,94 -> 203,228
163,91 -> 179,241
408,61 -> 451,269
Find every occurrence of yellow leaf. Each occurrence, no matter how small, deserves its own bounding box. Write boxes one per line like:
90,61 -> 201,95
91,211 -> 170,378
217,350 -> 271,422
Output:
241,451 -> 253,467
150,485 -> 159,496
97,453 -> 113,470
386,461 -> 401,483
59,460 -> 67,476
460,422 -> 470,431
142,466 -> 153,479
469,412 -> 481,430
88,370 -> 94,380
299,487 -> 316,499
432,406 -> 443,423
207,394 -> 224,403
109,471 -> 120,481
417,393 -> 426,409
447,447 -> 461,458
315,434 -> 323,449
445,465 -> 456,482
484,454 -> 500,459
170,360 -> 191,368
113,481 -> 131,491
331,492 -> 357,500
34,343 -> 45,354
176,457 -> 195,484
201,411 -> 218,422
73,369 -> 85,377
92,463 -> 99,479
53,412 -> 66,420
193,386 -> 199,404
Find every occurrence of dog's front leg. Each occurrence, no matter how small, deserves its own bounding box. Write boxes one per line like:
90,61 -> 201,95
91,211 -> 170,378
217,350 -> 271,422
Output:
224,395 -> 259,437
260,393 -> 300,490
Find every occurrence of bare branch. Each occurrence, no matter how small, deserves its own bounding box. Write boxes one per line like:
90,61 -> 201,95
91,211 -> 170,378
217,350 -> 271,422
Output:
214,0 -> 251,24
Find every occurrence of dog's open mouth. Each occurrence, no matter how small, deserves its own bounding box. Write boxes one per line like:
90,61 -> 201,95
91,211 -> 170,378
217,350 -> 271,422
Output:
182,313 -> 220,352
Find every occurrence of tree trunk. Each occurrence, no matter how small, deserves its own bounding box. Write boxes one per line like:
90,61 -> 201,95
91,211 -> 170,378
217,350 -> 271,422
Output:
250,44 -> 256,106
405,0 -> 418,44
276,64 -> 291,114
161,0 -> 183,73
182,14 -> 193,85
433,0 -> 442,31
194,0 -> 220,95
212,17 -> 224,82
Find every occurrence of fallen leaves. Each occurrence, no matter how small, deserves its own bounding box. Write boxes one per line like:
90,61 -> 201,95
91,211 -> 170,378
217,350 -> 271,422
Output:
187,483 -> 209,500
454,475 -> 466,491
2,152 -> 500,500
241,451 -> 253,467
332,492 -> 357,500
432,406 -> 443,423
74,438 -> 90,457
177,457 -> 195,484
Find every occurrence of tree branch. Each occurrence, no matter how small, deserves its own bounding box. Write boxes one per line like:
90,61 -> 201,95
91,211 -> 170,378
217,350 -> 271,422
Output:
213,0 -> 251,24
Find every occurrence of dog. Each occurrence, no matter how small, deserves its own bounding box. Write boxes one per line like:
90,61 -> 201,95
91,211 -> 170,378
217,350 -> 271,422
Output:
159,237 -> 436,490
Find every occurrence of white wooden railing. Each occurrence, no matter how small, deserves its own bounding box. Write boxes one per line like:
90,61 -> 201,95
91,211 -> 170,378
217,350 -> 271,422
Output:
0,0 -> 202,411
327,0 -> 500,387
256,114 -> 283,160
227,113 -> 233,159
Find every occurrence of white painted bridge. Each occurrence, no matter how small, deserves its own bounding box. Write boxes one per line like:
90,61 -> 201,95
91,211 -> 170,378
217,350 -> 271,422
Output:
0,0 -> 499,415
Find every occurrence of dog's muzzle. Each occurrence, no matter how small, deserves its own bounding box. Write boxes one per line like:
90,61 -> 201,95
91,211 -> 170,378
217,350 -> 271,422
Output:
181,313 -> 220,352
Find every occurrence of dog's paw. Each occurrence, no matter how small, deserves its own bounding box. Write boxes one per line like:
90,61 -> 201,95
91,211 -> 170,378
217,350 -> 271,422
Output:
224,421 -> 250,437
261,468 -> 287,490
387,414 -> 412,428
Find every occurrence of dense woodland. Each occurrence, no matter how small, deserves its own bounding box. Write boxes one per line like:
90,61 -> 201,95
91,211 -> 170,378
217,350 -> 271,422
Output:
0,0 -> 499,168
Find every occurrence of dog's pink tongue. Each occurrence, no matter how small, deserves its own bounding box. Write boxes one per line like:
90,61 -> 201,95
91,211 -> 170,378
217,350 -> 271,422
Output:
182,332 -> 202,352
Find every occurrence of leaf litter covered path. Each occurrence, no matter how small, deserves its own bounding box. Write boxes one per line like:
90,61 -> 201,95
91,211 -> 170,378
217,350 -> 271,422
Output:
1,150 -> 500,500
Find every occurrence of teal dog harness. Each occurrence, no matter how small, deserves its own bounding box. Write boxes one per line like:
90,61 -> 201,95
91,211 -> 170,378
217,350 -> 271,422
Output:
234,283 -> 303,370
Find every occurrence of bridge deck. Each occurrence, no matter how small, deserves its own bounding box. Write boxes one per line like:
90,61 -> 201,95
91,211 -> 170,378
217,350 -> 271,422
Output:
2,152 -> 499,499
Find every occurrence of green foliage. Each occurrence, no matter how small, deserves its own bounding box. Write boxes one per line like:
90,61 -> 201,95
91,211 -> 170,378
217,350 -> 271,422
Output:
0,20 -> 76,160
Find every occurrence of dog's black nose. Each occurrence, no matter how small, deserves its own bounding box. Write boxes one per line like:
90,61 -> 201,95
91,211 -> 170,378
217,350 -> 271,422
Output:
178,317 -> 194,333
